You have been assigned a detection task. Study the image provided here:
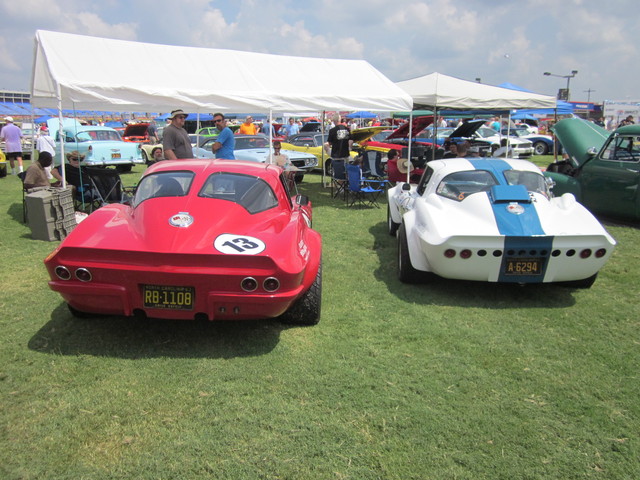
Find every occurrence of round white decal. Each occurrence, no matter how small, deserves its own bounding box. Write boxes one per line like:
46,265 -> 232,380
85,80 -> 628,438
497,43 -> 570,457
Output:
169,212 -> 194,227
214,234 -> 266,255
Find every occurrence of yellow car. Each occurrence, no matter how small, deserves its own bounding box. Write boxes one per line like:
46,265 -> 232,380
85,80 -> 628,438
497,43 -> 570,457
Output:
281,133 -> 357,174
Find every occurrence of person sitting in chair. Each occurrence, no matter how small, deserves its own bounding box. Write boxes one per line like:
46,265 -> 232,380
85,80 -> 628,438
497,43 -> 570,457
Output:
23,152 -> 61,190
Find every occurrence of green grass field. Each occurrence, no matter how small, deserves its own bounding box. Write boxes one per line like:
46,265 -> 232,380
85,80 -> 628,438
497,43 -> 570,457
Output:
1,157 -> 638,479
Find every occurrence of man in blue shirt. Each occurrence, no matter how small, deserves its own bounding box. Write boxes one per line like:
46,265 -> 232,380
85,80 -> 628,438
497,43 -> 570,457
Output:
211,113 -> 235,159
280,118 -> 300,138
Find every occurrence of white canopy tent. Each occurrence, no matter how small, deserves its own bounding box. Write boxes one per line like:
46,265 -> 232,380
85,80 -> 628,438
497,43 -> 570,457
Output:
396,72 -> 557,110
31,30 -> 412,113
31,30 -> 412,189
395,72 -> 557,181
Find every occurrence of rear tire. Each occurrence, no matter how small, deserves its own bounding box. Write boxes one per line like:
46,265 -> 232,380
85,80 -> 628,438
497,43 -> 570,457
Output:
388,203 -> 400,236
397,224 -> 422,283
280,261 -> 322,325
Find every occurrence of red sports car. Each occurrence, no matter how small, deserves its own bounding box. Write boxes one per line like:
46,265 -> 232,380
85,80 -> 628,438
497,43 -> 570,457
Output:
45,159 -> 323,325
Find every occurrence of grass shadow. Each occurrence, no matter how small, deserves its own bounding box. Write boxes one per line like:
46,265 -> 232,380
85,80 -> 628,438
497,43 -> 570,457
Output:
28,302 -> 289,359
369,221 -> 578,309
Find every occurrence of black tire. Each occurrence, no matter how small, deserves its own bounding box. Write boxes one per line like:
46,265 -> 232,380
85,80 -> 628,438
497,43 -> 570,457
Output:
324,158 -> 333,176
560,273 -> 598,289
116,164 -> 133,173
533,141 -> 548,156
388,203 -> 400,236
397,224 -> 422,283
280,260 -> 322,325
142,150 -> 149,164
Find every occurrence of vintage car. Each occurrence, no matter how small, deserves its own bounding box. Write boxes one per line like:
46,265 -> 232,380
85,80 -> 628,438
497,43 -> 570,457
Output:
281,132 -> 358,174
387,157 -> 615,287
49,119 -> 144,171
502,127 -> 555,155
421,120 -> 534,158
44,159 -> 323,325
352,116 -> 435,154
546,117 -> 640,222
194,134 -> 318,182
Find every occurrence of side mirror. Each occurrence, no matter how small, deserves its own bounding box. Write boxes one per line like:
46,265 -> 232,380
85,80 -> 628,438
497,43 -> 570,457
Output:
296,194 -> 309,206
586,146 -> 598,157
545,176 -> 556,189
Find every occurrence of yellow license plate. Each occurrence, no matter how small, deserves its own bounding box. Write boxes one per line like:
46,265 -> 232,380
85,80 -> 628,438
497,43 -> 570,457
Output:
143,285 -> 195,310
111,153 -> 121,159
504,258 -> 542,276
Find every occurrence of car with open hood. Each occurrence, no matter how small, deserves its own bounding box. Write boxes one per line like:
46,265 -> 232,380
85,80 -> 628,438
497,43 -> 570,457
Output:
546,117 -> 640,222
421,119 -> 533,158
387,157 -> 615,287
45,159 -> 323,325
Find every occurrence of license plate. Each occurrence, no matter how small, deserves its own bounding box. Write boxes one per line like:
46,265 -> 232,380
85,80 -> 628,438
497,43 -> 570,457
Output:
143,285 -> 195,310
504,258 -> 543,276
111,153 -> 121,159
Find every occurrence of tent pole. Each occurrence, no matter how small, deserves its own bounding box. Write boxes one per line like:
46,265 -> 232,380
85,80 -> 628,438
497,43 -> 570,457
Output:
406,112 -> 413,184
196,113 -> 200,156
321,111 -> 327,187
57,87 -> 66,190
268,109 -> 273,164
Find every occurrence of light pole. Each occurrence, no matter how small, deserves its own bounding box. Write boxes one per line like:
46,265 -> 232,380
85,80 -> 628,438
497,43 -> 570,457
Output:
543,70 -> 578,101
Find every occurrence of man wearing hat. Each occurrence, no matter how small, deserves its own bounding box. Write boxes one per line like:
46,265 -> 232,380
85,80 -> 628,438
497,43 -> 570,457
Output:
1,116 -> 24,175
162,109 -> 193,160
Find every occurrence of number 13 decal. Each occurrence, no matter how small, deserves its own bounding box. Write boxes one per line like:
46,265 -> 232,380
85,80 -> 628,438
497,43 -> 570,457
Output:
214,234 -> 266,255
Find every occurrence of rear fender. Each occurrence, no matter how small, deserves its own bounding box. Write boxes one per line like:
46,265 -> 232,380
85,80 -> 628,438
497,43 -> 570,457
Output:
402,210 -> 431,272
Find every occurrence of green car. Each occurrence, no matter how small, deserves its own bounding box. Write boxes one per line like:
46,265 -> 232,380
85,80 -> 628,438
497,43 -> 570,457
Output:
545,117 -> 640,222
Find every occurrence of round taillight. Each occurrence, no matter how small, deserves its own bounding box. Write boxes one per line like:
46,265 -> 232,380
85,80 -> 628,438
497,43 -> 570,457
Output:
241,277 -> 258,292
580,249 -> 592,259
263,277 -> 280,292
478,250 -> 487,257
595,248 -> 607,258
460,249 -> 472,259
493,250 -> 502,257
444,249 -> 456,258
566,249 -> 576,257
552,250 -> 561,257
55,266 -> 71,280
75,268 -> 92,282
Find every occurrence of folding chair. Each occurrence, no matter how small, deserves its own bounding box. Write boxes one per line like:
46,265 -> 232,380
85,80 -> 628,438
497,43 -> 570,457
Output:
330,159 -> 348,201
85,166 -> 132,207
345,164 -> 383,208
363,150 -> 392,192
59,165 -> 101,212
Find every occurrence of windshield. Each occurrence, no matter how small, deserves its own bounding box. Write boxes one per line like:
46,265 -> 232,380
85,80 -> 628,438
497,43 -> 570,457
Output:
600,135 -> 640,162
133,171 -> 194,206
475,127 -> 498,139
503,170 -> 550,198
74,130 -> 123,142
235,136 -> 270,150
436,170 -> 498,201
199,172 -> 278,214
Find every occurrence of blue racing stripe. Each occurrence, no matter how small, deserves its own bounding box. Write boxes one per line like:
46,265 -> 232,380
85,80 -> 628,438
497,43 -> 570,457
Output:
465,159 -> 553,282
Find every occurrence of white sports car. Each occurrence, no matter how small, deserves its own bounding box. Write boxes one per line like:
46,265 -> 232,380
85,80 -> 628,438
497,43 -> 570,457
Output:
387,158 -> 616,288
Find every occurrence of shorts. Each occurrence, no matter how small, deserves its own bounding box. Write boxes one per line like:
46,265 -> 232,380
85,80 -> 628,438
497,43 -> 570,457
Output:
5,152 -> 22,160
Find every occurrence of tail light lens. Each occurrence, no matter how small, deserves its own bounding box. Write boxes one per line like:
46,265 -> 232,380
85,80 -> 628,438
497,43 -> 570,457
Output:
460,249 -> 472,259
595,248 -> 607,258
580,249 -> 592,259
241,277 -> 258,292
263,277 -> 280,292
444,249 -> 456,258
75,268 -> 92,282
55,266 -> 71,280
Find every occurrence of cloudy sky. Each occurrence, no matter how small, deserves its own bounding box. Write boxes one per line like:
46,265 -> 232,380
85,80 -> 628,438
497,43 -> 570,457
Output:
0,0 -> 637,105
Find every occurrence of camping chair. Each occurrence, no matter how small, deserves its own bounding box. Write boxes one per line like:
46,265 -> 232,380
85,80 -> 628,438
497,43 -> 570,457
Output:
85,166 -> 132,207
330,159 -> 348,201
362,150 -> 391,192
59,165 -> 102,213
345,164 -> 383,208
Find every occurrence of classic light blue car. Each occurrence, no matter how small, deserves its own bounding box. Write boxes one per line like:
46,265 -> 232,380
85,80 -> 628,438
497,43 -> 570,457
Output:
49,119 -> 144,172
195,134 -> 318,182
